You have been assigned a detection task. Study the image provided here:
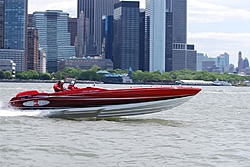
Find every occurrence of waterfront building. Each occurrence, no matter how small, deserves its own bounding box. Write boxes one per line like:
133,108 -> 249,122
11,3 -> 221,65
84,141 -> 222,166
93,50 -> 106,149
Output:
113,1 -> 140,71
101,15 -> 113,61
0,49 -> 25,72
33,10 -> 75,73
0,59 -> 16,77
59,57 -> 113,71
77,0 -> 119,55
202,60 -> 216,71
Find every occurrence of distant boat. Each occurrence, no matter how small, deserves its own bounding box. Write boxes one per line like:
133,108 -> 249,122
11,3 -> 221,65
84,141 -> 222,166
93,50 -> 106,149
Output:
212,79 -> 232,86
235,81 -> 250,87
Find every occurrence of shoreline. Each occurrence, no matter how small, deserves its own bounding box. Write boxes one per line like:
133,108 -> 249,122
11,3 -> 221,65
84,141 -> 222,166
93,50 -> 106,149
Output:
0,79 -> 239,86
0,79 -> 103,84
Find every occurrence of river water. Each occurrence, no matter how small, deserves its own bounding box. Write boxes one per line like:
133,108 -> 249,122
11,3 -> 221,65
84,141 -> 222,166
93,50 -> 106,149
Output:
0,83 -> 249,167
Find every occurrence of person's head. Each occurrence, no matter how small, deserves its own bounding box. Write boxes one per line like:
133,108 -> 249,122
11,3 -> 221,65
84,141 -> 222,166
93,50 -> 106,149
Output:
70,81 -> 75,86
60,80 -> 64,85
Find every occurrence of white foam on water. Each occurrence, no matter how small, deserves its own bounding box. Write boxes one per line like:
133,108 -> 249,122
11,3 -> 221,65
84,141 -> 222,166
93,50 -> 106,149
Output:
0,101 -> 48,117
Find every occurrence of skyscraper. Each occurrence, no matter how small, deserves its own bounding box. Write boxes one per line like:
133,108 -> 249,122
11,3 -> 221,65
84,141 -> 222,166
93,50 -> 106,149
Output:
165,1 -> 173,72
3,0 -> 28,71
77,0 -> 119,55
172,0 -> 196,71
4,0 -> 27,50
0,0 -> 4,48
146,0 -> 166,73
27,27 -> 38,71
113,1 -> 140,71
146,0 -> 196,72
139,9 -> 146,71
101,15 -> 113,60
33,10 -> 75,72
76,11 -> 91,58
238,51 -> 243,71
68,17 -> 78,46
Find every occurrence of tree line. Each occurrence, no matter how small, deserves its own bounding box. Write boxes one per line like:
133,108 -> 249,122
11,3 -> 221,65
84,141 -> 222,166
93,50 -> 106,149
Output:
1,66 -> 250,83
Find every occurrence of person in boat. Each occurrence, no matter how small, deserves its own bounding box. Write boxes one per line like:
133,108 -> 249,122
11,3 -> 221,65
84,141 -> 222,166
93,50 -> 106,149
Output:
53,80 -> 65,92
68,80 -> 78,90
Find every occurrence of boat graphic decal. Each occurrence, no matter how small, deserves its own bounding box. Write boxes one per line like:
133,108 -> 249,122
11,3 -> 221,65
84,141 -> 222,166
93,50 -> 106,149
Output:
23,100 -> 50,107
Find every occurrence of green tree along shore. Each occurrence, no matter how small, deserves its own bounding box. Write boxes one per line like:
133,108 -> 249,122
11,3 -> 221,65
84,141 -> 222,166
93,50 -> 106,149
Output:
1,66 -> 250,84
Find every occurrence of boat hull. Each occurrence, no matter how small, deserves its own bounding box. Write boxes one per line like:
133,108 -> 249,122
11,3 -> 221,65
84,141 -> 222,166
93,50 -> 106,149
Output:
46,96 -> 193,118
9,86 -> 201,118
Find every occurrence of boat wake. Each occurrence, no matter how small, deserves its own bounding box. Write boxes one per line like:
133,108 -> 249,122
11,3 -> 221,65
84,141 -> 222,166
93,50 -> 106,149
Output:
0,101 -> 50,118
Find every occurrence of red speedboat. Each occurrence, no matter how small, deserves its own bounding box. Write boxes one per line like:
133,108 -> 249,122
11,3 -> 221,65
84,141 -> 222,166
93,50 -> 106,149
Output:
9,85 -> 201,118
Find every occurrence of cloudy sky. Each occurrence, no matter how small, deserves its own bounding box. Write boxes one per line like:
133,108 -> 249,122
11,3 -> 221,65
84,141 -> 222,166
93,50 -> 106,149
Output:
28,0 -> 250,66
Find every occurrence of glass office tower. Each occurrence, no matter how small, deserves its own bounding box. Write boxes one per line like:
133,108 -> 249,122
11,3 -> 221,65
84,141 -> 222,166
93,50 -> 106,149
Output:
101,15 -> 113,61
4,0 -> 27,50
77,0 -> 119,55
33,10 -> 75,73
113,1 -> 140,71
146,0 -> 166,73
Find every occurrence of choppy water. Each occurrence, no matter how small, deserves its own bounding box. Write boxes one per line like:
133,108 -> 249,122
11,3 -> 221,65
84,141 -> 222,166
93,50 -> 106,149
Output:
0,83 -> 249,167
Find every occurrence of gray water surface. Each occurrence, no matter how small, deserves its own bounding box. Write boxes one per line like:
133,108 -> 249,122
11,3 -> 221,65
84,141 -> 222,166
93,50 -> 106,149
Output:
0,83 -> 249,167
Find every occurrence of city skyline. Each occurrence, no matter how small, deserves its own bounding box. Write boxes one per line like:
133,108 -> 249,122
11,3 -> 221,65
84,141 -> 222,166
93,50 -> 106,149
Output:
28,0 -> 250,66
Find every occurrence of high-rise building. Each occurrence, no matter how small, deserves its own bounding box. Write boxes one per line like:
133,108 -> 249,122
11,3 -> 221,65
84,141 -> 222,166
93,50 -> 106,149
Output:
216,52 -> 230,72
172,0 -> 196,71
196,53 -> 205,71
37,47 -> 46,73
33,10 -> 75,72
28,14 -> 33,27
101,15 -> 113,60
165,3 -> 173,72
172,0 -> 187,70
4,0 -> 27,50
76,11 -> 96,58
145,0 -> 166,73
27,27 -> 38,71
238,51 -> 243,71
145,0 -> 196,72
0,0 -> 4,49
139,9 -> 146,71
243,57 -> 249,69
68,17 -> 77,46
0,49 -> 25,72
77,0 -> 119,55
113,1 -> 140,71
3,0 -> 28,71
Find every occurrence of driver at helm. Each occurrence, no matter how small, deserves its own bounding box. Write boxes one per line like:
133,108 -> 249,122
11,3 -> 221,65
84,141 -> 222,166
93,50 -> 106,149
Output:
68,80 -> 79,90
53,80 -> 65,92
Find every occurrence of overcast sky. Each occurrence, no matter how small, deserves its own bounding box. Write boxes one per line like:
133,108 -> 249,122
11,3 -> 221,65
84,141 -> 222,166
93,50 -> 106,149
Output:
28,0 -> 250,66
